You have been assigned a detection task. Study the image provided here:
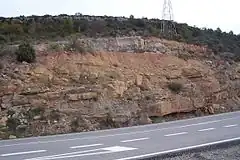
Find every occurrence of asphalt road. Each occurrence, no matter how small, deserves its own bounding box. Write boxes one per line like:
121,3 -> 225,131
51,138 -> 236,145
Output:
1,111 -> 240,160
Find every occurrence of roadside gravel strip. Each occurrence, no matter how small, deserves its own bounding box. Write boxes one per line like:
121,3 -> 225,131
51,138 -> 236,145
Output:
141,139 -> 240,160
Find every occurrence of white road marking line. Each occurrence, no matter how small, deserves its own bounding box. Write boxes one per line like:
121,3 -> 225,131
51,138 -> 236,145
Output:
1,116 -> 237,148
29,151 -> 112,160
25,148 -> 102,160
114,136 -> 240,160
103,146 -> 137,152
24,146 -> 137,160
1,150 -> 46,157
70,143 -> 103,149
121,137 -> 149,143
198,128 -> 215,132
223,124 -> 238,128
164,132 -> 188,137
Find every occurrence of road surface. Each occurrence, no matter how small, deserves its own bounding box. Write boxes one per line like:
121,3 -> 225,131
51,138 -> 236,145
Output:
1,111 -> 240,160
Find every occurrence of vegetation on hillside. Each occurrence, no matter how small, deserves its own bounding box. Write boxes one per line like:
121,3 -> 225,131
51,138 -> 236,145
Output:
0,14 -> 240,58
15,42 -> 36,63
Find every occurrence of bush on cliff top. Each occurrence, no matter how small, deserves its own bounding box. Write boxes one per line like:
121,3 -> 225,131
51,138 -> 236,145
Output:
15,42 -> 36,63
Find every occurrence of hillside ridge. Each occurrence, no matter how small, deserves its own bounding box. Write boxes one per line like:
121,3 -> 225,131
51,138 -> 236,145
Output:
0,14 -> 240,61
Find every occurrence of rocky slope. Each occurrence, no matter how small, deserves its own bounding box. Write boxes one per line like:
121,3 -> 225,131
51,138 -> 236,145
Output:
0,36 -> 239,139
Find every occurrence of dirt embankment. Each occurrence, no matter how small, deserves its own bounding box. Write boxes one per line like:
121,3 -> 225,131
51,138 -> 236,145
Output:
0,37 -> 239,139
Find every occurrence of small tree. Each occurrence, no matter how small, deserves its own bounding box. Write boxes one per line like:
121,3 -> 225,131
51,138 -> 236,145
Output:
15,42 -> 36,63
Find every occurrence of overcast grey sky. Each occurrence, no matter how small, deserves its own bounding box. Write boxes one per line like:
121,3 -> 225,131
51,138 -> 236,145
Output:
1,0 -> 239,34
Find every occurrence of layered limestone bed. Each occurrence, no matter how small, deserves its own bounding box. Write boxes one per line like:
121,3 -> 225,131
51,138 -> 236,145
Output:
0,37 -> 239,139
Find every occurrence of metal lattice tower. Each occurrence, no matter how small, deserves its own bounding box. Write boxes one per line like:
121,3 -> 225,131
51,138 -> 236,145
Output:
161,0 -> 177,37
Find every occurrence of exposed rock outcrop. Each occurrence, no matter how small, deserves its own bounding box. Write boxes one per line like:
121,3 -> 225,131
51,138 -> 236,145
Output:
0,37 -> 239,139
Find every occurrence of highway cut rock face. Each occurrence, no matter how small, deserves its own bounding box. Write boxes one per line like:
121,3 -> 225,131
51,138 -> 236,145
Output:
0,37 -> 239,139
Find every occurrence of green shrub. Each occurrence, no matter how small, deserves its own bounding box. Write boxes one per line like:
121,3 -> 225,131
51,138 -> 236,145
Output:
15,42 -> 36,63
64,39 -> 86,53
64,38 -> 95,54
6,118 -> 20,132
168,82 -> 183,93
26,107 -> 45,120
49,43 -> 63,52
70,118 -> 79,132
71,40 -> 86,53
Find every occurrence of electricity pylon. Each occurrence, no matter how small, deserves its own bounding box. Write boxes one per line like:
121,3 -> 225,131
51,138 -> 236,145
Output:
161,0 -> 177,38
